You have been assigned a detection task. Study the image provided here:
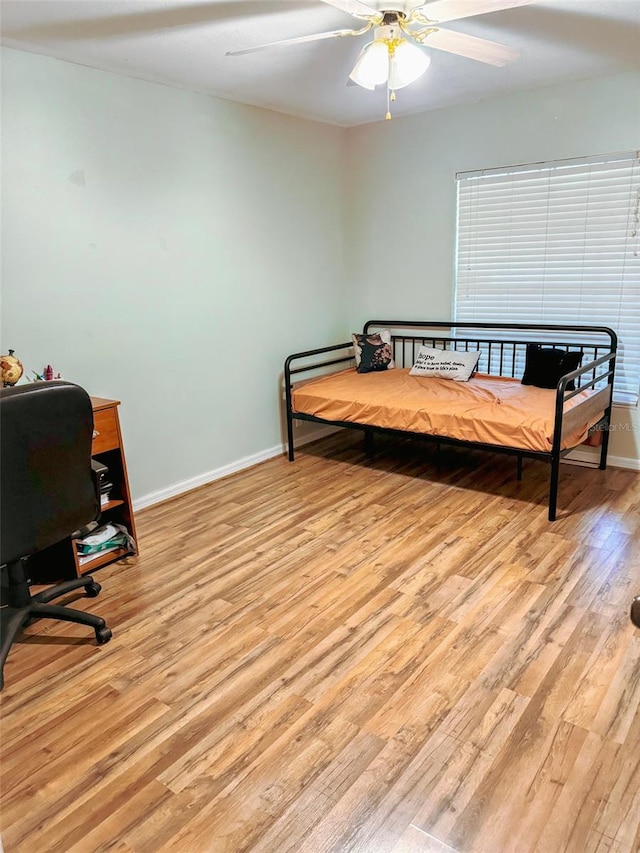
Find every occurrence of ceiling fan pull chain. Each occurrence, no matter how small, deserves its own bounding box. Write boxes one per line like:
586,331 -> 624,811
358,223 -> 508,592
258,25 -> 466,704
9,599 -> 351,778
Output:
386,44 -> 393,120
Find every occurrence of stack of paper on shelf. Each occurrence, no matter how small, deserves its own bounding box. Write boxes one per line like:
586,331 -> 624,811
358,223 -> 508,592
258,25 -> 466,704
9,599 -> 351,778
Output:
75,522 -> 135,565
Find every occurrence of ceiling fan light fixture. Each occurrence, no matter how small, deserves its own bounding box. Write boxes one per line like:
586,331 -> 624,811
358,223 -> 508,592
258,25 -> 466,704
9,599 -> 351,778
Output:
349,22 -> 430,96
348,41 -> 389,90
388,41 -> 430,90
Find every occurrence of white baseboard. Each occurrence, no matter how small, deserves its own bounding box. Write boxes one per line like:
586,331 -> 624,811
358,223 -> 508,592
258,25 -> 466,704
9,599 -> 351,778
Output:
133,425 -> 340,511
607,454 -> 640,471
565,448 -> 640,471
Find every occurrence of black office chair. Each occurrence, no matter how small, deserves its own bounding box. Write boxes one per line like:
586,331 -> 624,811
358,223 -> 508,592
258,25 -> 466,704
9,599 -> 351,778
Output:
0,381 -> 112,690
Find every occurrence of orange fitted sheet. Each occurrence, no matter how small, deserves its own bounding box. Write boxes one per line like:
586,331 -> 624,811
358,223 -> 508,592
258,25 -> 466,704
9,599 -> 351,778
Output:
292,369 -> 602,453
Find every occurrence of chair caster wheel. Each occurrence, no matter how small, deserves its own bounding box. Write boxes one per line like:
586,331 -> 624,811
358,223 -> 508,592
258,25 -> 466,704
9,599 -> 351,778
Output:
85,581 -> 101,598
96,627 -> 112,644
631,597 -> 640,629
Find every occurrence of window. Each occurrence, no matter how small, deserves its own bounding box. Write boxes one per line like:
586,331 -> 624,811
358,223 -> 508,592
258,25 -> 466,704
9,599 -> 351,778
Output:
455,152 -> 640,403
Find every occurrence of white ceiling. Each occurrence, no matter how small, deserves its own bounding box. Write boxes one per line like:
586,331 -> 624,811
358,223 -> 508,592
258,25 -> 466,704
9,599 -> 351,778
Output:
1,0 -> 639,126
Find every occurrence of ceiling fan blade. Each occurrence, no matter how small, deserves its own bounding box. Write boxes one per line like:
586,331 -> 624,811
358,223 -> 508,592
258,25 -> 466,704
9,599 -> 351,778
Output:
423,28 -> 519,65
321,0 -> 382,19
226,28 -> 358,56
414,0 -> 536,24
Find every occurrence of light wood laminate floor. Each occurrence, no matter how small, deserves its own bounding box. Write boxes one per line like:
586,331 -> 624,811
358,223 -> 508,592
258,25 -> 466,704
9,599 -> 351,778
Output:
1,431 -> 639,853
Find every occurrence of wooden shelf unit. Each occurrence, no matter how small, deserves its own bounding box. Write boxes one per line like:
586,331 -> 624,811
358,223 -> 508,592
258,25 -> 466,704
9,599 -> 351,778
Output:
28,396 -> 138,583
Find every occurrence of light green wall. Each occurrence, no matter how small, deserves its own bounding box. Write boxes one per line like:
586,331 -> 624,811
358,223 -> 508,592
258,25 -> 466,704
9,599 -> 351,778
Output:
1,48 -> 348,500
2,51 -> 638,501
345,72 -> 640,463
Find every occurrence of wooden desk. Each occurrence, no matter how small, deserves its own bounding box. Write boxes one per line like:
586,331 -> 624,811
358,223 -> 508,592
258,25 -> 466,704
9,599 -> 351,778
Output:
83,397 -> 138,574
28,397 -> 138,583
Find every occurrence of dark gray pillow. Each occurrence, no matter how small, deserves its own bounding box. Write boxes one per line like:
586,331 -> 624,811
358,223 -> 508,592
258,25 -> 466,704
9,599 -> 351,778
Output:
521,345 -> 582,390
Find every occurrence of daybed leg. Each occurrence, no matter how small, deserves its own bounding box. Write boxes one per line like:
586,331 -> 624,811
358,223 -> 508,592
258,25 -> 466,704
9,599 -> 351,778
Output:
287,411 -> 295,462
548,457 -> 560,522
364,429 -> 375,457
599,416 -> 611,470
516,453 -> 523,481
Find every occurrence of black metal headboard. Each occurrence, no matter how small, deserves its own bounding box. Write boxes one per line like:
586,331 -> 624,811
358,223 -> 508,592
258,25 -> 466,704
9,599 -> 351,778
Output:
363,320 -> 617,390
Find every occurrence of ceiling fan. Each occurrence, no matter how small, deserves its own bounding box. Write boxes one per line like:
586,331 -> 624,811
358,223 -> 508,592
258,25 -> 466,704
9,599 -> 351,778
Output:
227,0 -> 537,120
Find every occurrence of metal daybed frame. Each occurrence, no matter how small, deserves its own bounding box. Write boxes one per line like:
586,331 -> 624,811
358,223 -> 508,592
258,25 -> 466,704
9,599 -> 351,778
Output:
284,320 -> 617,522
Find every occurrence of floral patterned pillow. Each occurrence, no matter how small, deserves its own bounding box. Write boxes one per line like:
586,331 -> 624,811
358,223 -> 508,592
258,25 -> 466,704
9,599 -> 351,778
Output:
351,330 -> 395,374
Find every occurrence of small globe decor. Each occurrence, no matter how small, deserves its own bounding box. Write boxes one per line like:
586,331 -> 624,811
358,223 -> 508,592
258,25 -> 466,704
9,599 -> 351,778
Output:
0,350 -> 24,387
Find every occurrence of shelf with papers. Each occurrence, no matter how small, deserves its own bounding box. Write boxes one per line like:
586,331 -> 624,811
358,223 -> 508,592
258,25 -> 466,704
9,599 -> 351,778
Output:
77,546 -> 133,570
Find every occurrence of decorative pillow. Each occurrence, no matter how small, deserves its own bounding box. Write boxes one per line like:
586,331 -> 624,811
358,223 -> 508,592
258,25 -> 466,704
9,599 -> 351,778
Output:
351,330 -> 395,373
521,345 -> 582,390
409,346 -> 481,381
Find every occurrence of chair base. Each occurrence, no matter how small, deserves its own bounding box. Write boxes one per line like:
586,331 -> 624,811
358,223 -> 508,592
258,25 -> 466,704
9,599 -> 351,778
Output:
0,560 -> 112,690
632,597 -> 640,629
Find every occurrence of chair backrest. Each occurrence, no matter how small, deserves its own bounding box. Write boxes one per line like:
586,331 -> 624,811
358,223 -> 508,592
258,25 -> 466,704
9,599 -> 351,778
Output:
1,381 -> 99,564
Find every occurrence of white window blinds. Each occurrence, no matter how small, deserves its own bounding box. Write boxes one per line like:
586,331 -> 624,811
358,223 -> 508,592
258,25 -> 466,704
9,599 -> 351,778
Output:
455,152 -> 640,403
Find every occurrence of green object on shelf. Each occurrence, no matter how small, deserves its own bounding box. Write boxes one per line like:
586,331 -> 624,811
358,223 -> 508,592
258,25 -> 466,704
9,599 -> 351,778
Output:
75,522 -> 134,555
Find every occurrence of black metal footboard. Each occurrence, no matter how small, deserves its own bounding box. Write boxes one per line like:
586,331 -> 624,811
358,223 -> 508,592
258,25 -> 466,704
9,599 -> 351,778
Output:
284,321 -> 617,521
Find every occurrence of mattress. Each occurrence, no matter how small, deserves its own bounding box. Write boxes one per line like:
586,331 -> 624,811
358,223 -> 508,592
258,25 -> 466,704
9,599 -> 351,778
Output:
292,369 -> 602,453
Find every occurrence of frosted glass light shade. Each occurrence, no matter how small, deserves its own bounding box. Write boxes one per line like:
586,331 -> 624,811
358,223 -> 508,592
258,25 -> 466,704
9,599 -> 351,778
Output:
349,41 -> 391,90
389,42 -> 430,90
349,39 -> 430,91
